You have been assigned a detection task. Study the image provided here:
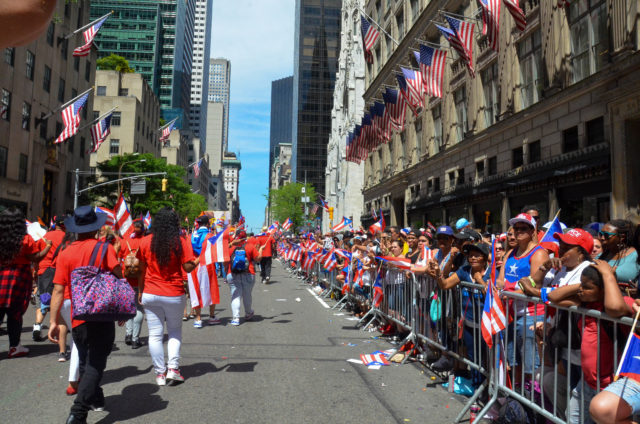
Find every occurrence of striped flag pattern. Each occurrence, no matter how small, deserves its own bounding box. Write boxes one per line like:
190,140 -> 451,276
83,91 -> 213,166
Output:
282,218 -> 293,231
375,256 -> 412,270
95,207 -> 115,226
73,16 -> 109,57
504,0 -> 526,31
54,93 -> 89,144
159,118 -> 177,144
480,0 -> 501,51
400,67 -> 424,109
360,15 -> 380,64
332,217 -> 353,232
437,16 -> 476,77
88,112 -> 112,153
481,240 -> 507,348
114,193 -> 133,237
418,45 -> 447,98
193,158 -> 203,178
382,88 -> 407,132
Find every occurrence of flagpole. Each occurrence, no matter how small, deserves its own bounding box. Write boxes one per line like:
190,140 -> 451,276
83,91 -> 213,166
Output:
614,308 -> 640,381
77,106 -> 117,132
538,209 -> 562,244
63,11 -> 114,40
357,7 -> 400,46
157,116 -> 178,132
439,10 -> 482,23
35,87 -> 94,126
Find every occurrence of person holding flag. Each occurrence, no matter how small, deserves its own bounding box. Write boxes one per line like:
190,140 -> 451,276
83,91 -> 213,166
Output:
189,215 -> 220,327
256,226 -> 275,284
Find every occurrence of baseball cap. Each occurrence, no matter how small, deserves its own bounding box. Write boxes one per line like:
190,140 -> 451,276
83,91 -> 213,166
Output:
462,243 -> 491,258
455,218 -> 471,230
508,213 -> 536,228
436,226 -> 454,236
455,229 -> 482,242
553,228 -> 594,254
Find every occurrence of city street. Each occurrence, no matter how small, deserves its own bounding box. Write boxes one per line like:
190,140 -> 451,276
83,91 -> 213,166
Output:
0,261 -> 467,424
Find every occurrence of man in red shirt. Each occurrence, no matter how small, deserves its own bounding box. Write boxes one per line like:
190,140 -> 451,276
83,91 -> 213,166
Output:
48,206 -> 122,424
227,230 -> 258,326
256,226 -> 275,284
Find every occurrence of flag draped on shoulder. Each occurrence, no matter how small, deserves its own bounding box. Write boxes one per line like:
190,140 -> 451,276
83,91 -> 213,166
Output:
360,15 -> 380,64
55,92 -> 90,144
204,227 -> 230,263
114,193 -> 133,237
73,15 -> 109,57
481,240 -> 507,348
187,232 -> 221,309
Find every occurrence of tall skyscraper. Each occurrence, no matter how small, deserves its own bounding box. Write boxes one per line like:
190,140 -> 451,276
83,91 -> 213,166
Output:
292,0 -> 342,197
189,0 -> 213,142
91,0 -> 195,124
268,76 -> 293,190
208,58 -> 231,152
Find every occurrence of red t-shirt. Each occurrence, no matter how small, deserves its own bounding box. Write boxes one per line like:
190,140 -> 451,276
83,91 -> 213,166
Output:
227,242 -> 257,275
579,297 -> 635,390
13,235 -> 44,265
119,235 -> 144,287
256,234 -> 274,257
37,230 -> 65,274
53,239 -> 120,328
138,235 -> 195,297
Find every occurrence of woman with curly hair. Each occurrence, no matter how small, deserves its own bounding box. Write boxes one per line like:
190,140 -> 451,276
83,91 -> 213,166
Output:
598,219 -> 640,288
138,207 -> 197,385
0,208 -> 52,357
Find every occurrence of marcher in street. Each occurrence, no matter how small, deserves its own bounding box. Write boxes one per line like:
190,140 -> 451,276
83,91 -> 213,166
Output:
257,226 -> 275,284
119,220 -> 145,348
227,230 -> 258,326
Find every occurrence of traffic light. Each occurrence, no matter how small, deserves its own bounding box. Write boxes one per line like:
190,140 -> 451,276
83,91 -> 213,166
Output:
161,178 -> 168,192
328,207 -> 334,221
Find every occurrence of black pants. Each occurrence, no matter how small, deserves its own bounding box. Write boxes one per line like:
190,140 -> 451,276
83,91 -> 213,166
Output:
0,306 -> 23,347
259,257 -> 272,280
70,321 -> 115,420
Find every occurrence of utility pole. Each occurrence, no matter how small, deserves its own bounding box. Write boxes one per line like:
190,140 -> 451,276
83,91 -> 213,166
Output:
73,169 -> 79,210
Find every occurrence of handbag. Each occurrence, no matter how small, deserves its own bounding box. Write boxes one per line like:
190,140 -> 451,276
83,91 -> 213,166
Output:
70,241 -> 136,321
429,291 -> 441,322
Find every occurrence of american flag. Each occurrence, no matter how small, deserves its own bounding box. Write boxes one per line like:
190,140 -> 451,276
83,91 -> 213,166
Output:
88,112 -> 112,153
481,240 -> 507,348
319,197 -> 329,211
396,72 -> 419,116
159,118 -> 177,144
382,87 -> 407,132
311,203 -> 319,216
361,113 -> 374,154
193,158 -> 203,178
346,132 -> 354,163
400,67 -> 424,109
437,16 -> 476,77
282,218 -> 293,231
504,0 -> 526,32
73,16 -> 109,57
351,125 -> 362,163
54,92 -> 89,144
360,15 -> 380,64
237,215 -> 245,231
418,45 -> 447,98
480,0 -> 501,52
373,102 -> 390,143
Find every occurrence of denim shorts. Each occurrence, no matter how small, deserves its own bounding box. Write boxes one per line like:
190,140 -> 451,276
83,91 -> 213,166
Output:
604,377 -> 640,415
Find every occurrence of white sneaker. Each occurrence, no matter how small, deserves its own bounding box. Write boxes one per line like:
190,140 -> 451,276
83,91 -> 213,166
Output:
167,368 -> 185,383
156,373 -> 166,386
8,344 -> 29,358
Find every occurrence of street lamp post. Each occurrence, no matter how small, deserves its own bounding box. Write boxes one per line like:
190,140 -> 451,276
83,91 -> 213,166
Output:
118,156 -> 146,194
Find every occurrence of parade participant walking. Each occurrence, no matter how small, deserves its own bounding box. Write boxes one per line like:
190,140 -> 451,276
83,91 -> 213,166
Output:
227,230 -> 258,326
0,208 -> 52,358
48,206 -> 122,423
119,220 -> 145,348
256,226 -> 275,284
138,207 -> 197,386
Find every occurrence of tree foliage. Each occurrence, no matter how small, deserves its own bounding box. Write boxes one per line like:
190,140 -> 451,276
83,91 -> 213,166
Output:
96,54 -> 134,73
86,153 -> 207,225
269,182 -> 316,230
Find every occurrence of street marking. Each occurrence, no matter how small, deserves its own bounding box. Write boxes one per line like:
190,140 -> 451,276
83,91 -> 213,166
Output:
306,288 -> 330,309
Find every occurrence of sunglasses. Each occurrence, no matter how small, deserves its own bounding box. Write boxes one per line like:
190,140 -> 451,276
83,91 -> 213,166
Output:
598,230 -> 617,239
513,226 -> 532,233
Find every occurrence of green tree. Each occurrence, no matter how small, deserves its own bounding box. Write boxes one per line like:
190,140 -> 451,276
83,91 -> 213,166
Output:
96,54 -> 134,73
86,153 -> 207,223
269,182 -> 316,230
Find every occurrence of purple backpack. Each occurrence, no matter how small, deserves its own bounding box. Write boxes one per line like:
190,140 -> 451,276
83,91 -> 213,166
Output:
70,241 -> 136,321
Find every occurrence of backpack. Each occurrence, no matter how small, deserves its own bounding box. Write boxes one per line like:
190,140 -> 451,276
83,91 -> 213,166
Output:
231,244 -> 247,272
496,398 -> 534,424
70,241 -> 136,321
122,241 -> 140,279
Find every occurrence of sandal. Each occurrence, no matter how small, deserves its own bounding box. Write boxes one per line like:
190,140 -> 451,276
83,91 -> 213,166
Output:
182,316 -> 189,321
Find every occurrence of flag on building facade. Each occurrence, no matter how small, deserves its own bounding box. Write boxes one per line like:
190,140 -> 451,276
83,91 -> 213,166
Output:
480,0 -> 501,51
418,44 -> 447,98
437,16 -> 476,77
88,112 -> 112,153
193,158 -> 203,178
73,15 -> 109,57
360,15 -> 380,64
382,87 -> 407,132
504,0 -> 526,31
55,92 -> 89,144
400,66 -> 424,109
396,72 -> 419,115
159,118 -> 177,144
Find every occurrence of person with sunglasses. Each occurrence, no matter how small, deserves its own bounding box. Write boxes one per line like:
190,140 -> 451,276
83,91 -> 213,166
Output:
597,220 -> 640,288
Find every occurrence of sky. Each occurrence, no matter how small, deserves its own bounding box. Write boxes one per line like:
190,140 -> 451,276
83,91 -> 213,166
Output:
210,0 -> 296,233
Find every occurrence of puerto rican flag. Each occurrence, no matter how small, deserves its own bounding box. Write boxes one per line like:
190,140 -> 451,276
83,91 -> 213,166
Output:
203,227 -> 230,263
319,197 -> 329,211
95,206 -> 115,226
282,218 -> 293,231
267,223 -> 278,235
73,15 -> 109,57
417,244 -> 435,266
372,272 -> 384,307
375,256 -> 412,271
334,249 -> 352,262
369,212 -> 385,234
360,351 -> 391,366
114,193 -> 133,237
236,215 -> 245,231
143,211 -> 151,229
481,240 -> 507,348
353,260 -> 365,288
187,234 -> 221,308
332,217 -> 353,232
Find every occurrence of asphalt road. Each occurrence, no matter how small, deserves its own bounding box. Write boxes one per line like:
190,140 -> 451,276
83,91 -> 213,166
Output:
0,261 -> 468,424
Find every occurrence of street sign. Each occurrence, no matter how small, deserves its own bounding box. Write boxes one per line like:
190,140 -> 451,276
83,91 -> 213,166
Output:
301,187 -> 306,194
131,178 -> 146,194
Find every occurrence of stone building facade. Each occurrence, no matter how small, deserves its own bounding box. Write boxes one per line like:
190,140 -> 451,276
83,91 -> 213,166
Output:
324,0 -> 367,232
361,0 -> 640,232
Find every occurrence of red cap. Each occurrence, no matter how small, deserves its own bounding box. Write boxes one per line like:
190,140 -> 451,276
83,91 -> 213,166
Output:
236,230 -> 247,239
553,228 -> 594,254
508,213 -> 537,228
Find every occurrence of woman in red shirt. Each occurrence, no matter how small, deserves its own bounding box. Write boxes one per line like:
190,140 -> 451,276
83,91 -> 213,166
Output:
0,208 -> 51,358
138,208 -> 197,386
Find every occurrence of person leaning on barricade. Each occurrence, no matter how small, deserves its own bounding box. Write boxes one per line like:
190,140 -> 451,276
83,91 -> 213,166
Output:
597,219 -> 640,292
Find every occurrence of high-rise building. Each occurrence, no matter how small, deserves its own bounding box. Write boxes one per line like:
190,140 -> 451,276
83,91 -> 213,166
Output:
268,76 -> 293,190
222,152 -> 241,222
90,0 -> 195,122
0,0 -> 95,220
189,0 -> 213,142
208,58 -> 231,152
292,0 -> 342,197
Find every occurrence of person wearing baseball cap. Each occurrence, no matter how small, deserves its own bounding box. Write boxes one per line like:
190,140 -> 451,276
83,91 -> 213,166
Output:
455,218 -> 472,231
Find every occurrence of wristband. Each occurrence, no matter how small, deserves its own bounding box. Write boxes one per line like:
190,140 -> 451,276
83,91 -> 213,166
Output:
540,287 -> 555,304
527,276 -> 536,288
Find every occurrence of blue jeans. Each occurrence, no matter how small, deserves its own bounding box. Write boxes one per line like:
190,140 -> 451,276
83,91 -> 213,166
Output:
125,288 -> 144,341
228,272 -> 255,319
506,314 -> 544,373
568,377 -> 598,424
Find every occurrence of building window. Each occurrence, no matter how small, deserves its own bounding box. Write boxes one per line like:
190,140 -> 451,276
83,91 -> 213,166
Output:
563,126 -> 579,152
58,78 -> 65,102
97,86 -> 107,96
25,50 -> 35,80
434,177 -> 440,192
80,137 -> 85,158
586,116 -> 605,146
93,111 -> 99,120
410,0 -> 420,21
39,118 -> 47,141
111,112 -> 121,126
448,170 -> 456,188
46,22 -> 55,46
482,62 -> 499,127
119,88 -> 128,96
488,156 -> 497,175
475,160 -> 485,180
43,65 -> 51,92
4,48 -> 14,66
395,10 -> 404,38
18,154 -> 28,183
512,146 -> 524,168
454,87 -> 467,143
0,146 -> 6,177
73,56 -> 80,71
21,102 -> 30,130
61,39 -> 68,58
68,136 -> 74,153
400,131 -> 407,166
457,167 -> 465,185
529,140 -> 541,163
85,62 -> 91,81
518,29 -> 543,109
432,104 -> 442,152
109,139 -> 120,154
570,0 -> 607,83
1,89 -> 10,121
